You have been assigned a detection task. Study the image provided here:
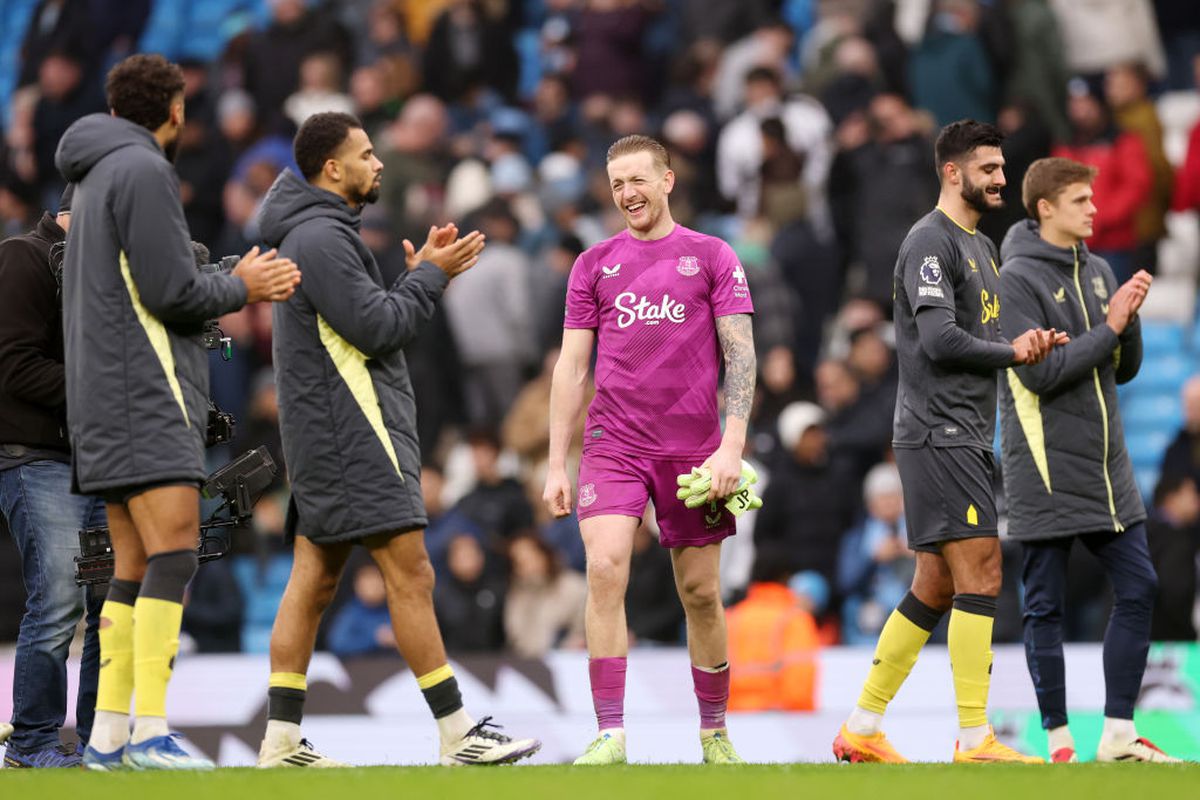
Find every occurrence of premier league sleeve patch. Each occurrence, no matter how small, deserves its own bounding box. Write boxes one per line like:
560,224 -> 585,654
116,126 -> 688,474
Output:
919,255 -> 943,285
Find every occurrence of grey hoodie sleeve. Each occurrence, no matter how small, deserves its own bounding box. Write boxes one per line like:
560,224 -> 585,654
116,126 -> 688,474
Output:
114,157 -> 247,323
303,227 -> 450,358
914,305 -> 1015,369
1000,265 -> 1119,395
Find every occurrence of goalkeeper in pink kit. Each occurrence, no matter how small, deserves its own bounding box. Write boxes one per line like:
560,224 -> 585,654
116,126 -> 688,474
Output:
542,135 -> 758,765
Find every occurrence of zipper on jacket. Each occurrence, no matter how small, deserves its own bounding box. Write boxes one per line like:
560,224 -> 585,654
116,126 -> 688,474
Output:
1072,246 -> 1123,532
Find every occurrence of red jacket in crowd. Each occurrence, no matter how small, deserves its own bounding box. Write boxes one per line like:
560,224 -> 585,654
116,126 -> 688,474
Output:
1172,120 -> 1200,213
1053,132 -> 1153,252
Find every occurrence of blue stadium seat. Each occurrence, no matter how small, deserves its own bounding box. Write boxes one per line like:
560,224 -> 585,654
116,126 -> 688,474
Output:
1119,393 -> 1183,432
1132,353 -> 1192,392
1140,322 -> 1185,354
1126,428 -> 1173,468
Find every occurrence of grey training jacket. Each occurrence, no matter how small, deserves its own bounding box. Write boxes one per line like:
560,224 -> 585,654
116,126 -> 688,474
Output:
258,169 -> 449,541
998,218 -> 1145,540
55,114 -> 247,493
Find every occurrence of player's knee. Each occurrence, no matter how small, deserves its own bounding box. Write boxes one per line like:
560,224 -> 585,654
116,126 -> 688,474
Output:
586,554 -> 627,597
311,571 -> 342,610
385,550 -> 435,597
1119,566 -> 1158,611
678,577 -> 720,614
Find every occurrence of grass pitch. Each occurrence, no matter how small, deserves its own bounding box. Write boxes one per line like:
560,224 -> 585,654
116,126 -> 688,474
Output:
2,763 -> 1197,800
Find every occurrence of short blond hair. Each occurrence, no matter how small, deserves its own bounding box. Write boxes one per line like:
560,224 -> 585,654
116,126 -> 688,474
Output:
606,134 -> 671,171
1022,157 -> 1098,220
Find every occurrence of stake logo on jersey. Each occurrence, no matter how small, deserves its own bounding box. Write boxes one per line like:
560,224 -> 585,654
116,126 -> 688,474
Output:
615,292 -> 686,328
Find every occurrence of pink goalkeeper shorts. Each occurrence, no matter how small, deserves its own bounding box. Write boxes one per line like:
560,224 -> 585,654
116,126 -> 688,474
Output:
576,449 -> 736,549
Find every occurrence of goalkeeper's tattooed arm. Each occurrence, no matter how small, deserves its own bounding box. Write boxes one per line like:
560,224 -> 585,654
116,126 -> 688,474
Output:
705,313 -> 757,501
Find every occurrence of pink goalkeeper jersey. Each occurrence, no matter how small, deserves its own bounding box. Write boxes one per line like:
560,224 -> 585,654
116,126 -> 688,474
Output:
564,224 -> 754,460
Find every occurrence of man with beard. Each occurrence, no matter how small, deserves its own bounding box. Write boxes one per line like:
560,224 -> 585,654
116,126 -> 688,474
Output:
55,54 -> 302,771
255,112 -> 539,768
833,120 -> 1062,764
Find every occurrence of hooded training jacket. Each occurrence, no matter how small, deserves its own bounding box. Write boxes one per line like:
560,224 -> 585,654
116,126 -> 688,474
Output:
55,114 -> 247,493
998,218 -> 1145,540
257,169 -> 449,541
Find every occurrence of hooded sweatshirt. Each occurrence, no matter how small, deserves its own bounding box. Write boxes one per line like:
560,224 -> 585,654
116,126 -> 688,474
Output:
55,114 -> 247,493
997,218 -> 1144,540
257,169 -> 449,541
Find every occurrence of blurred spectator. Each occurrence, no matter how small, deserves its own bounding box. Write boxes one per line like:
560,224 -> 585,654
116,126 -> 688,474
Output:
422,0 -> 518,104
1146,474 -> 1199,641
283,50 -> 356,129
758,116 -> 808,229
1160,376 -> 1200,489
679,0 -> 775,45
502,348 -> 591,474
17,0 -> 100,89
1049,0 -> 1166,81
716,66 -> 832,223
530,232 -> 585,355
443,199 -> 537,427
503,534 -> 587,658
754,345 -> 804,451
1004,0 -> 1069,142
726,545 -> 820,711
661,109 -> 724,225
978,102 -> 1053,246
452,428 -> 535,546
1052,77 -> 1152,282
31,49 -> 103,206
837,462 -> 913,644
754,402 -> 856,589
909,0 -> 999,127
1105,61 -> 1173,273
182,559 -> 244,653
712,19 -> 795,121
434,533 -> 507,652
830,92 -> 938,309
572,0 -> 656,103
327,563 -> 395,657
816,357 -> 890,485
238,0 -> 352,134
379,93 -> 452,245
422,462 -> 484,578
625,517 -> 684,644
177,61 -> 234,246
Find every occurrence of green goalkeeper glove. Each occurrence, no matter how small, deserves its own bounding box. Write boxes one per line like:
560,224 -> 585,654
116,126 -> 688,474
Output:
675,460 -> 763,516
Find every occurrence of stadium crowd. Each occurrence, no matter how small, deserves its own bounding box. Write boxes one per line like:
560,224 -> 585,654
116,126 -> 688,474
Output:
1,0 -> 1199,663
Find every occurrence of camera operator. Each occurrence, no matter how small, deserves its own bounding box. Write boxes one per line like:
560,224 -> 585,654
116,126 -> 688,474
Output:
55,54 -> 300,771
0,186 -> 103,768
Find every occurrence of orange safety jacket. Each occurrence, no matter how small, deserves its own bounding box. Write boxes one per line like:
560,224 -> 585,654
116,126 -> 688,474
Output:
726,582 -> 820,711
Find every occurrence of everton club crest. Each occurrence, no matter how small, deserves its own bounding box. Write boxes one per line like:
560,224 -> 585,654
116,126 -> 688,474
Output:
677,256 -> 700,276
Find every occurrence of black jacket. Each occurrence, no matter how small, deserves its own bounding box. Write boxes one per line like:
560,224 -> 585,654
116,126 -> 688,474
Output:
998,219 -> 1145,539
56,114 -> 248,493
258,169 -> 448,541
0,213 -> 68,453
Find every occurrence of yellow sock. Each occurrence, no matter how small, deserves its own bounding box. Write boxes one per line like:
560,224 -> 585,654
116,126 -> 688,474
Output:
132,596 -> 184,718
96,599 -> 135,714
857,592 -> 944,714
948,594 -> 997,729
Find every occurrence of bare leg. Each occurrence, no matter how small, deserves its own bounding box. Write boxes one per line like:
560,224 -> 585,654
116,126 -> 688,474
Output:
364,529 -> 446,676
670,543 -> 726,666
270,536 -> 353,675
579,515 -> 639,657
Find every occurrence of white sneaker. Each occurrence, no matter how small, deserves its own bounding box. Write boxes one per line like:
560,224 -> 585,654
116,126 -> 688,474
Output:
257,737 -> 347,768
439,716 -> 541,766
1095,737 -> 1183,763
0,722 -> 12,746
